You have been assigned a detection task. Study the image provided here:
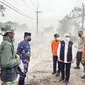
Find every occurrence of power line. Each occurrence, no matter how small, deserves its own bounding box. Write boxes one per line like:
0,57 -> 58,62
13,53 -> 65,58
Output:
3,0 -> 23,13
22,0 -> 36,12
0,0 -> 35,20
3,0 -> 35,19
30,0 -> 37,10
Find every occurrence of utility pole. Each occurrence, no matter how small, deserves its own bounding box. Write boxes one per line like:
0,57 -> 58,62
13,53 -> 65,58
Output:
36,4 -> 42,36
82,3 -> 85,29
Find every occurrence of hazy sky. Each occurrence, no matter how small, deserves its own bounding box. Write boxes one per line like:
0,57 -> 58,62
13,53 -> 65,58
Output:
0,0 -> 85,29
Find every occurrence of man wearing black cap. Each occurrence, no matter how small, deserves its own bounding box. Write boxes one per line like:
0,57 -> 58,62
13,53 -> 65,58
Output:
17,32 -> 31,85
51,33 -> 61,75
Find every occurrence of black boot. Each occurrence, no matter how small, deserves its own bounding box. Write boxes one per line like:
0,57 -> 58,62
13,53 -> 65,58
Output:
18,79 -> 25,85
81,75 -> 85,79
52,71 -> 56,75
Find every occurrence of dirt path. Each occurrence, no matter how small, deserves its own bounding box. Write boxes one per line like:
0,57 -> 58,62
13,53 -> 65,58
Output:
27,39 -> 85,85
28,59 -> 85,85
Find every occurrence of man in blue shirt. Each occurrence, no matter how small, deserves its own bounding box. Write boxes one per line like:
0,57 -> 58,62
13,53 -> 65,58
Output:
17,32 -> 31,85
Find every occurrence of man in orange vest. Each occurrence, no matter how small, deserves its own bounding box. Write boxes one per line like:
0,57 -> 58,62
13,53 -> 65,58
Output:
51,33 -> 61,75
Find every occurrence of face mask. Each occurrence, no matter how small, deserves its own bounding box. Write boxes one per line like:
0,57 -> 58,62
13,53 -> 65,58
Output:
78,33 -> 82,37
55,38 -> 58,40
8,32 -> 15,38
65,37 -> 70,41
55,37 -> 59,40
57,37 -> 60,40
27,38 -> 31,41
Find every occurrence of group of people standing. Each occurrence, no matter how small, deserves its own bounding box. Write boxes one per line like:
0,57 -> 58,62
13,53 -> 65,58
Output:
0,23 -> 85,85
51,31 -> 85,85
0,23 -> 31,85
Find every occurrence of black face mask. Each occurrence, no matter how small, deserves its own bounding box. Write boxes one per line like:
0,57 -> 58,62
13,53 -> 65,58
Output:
78,34 -> 82,37
27,38 -> 31,41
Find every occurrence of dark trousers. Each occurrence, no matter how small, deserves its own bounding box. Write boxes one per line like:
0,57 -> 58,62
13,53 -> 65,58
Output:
61,62 -> 71,82
58,61 -> 61,73
53,56 -> 58,72
53,56 -> 60,73
76,52 -> 82,67
18,78 -> 25,85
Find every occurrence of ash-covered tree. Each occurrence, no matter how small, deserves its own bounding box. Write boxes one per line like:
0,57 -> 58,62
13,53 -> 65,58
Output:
57,7 -> 83,36
0,4 -> 6,17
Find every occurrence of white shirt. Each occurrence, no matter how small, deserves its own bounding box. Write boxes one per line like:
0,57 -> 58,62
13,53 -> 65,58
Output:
58,41 -> 76,63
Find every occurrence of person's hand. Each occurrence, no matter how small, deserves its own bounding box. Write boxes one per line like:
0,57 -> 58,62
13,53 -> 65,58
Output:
58,58 -> 62,62
16,54 -> 20,60
72,60 -> 75,63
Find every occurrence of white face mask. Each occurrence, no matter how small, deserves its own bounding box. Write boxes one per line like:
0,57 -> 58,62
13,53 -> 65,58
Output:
55,37 -> 60,40
65,37 -> 70,41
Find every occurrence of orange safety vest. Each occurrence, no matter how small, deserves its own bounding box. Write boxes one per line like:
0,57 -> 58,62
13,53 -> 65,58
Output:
51,40 -> 61,56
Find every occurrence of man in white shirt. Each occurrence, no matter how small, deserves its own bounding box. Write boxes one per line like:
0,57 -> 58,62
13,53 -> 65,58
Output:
58,33 -> 75,85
